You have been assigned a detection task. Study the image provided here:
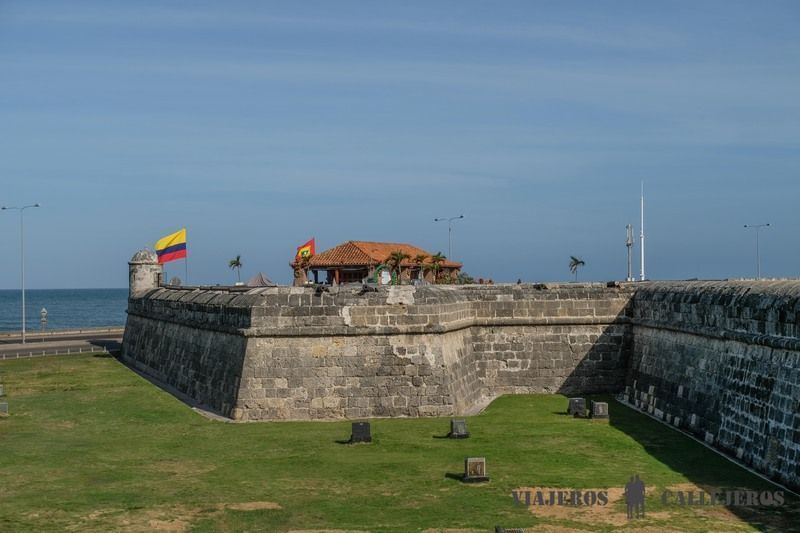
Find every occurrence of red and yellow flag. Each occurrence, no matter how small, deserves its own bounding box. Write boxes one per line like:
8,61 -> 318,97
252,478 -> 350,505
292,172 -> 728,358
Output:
296,238 -> 315,260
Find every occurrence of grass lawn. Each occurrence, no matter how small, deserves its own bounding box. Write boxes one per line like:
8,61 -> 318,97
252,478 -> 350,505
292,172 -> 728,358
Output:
0,354 -> 797,532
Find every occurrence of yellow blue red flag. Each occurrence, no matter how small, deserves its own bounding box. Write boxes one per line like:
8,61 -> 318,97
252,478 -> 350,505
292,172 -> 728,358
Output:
155,228 -> 187,264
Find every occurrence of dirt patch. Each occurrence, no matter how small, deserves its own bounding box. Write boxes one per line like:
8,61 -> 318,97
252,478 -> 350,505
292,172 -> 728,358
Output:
422,529 -> 486,533
511,484 -> 740,529
515,487 -> 636,525
514,527 -> 591,533
695,504 -> 745,522
223,501 -> 282,511
78,500 -> 283,532
668,482 -> 718,492
148,518 -> 191,531
77,505 -> 203,533
512,482 -> 799,531
288,530 -> 368,533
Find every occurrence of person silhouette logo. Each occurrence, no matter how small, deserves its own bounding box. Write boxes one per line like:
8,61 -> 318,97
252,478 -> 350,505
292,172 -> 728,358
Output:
624,474 -> 646,519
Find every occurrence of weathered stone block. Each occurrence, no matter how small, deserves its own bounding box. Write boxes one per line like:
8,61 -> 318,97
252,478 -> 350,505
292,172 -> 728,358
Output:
568,397 -> 586,417
590,401 -> 609,419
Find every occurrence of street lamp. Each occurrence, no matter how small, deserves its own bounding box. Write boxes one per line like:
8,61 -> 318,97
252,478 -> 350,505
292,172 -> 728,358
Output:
743,223 -> 770,280
433,214 -> 464,259
1,203 -> 40,343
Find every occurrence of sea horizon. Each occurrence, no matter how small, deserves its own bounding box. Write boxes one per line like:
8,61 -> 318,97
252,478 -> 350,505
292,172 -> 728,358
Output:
0,287 -> 127,291
0,288 -> 128,332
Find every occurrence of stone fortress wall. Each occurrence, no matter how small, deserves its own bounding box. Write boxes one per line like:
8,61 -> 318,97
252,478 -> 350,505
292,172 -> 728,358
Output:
123,282 -> 634,421
121,252 -> 800,490
624,281 -> 800,492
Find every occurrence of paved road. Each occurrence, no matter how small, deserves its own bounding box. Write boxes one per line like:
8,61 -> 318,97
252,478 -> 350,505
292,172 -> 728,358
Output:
0,327 -> 123,344
0,328 -> 123,360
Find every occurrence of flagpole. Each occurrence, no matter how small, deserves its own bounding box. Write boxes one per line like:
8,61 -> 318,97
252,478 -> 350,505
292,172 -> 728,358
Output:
185,256 -> 189,286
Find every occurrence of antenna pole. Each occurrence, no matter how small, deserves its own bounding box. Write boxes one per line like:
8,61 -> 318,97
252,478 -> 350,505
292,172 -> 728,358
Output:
640,182 -> 646,281
626,224 -> 634,282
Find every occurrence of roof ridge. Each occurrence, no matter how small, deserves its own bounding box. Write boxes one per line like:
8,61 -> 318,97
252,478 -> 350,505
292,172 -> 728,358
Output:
348,241 -> 380,263
351,240 -> 414,246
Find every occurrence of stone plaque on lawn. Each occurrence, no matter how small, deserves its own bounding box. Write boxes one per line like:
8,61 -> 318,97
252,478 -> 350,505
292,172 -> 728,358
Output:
590,401 -> 609,419
448,419 -> 470,439
568,397 -> 586,417
0,402 -> 7,416
350,421 -> 372,443
463,457 -> 489,482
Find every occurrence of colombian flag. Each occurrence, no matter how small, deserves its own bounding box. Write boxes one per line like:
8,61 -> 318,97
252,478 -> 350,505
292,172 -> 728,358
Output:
155,228 -> 187,264
296,238 -> 315,260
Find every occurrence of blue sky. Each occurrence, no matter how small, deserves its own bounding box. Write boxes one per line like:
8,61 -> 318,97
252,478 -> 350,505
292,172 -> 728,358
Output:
1,1 -> 798,288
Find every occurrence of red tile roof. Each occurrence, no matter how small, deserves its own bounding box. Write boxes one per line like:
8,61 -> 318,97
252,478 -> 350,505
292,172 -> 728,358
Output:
298,241 -> 461,269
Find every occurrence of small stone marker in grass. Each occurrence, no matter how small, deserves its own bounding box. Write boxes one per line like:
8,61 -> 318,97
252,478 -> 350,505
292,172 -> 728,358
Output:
495,528 -> 526,533
568,397 -> 586,417
0,402 -> 8,416
448,419 -> 470,439
463,457 -> 489,483
590,401 -> 609,419
349,421 -> 371,443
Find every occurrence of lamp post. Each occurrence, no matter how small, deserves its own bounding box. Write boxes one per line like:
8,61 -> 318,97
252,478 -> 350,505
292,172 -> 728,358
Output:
743,223 -> 770,280
1,203 -> 40,343
433,214 -> 464,259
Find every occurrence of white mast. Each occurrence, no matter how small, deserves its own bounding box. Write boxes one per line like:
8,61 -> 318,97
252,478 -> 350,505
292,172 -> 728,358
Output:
640,181 -> 645,281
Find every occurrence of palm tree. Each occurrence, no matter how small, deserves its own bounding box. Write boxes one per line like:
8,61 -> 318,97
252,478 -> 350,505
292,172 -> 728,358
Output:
569,256 -> 585,282
413,253 -> 428,281
385,250 -> 410,285
430,252 -> 446,284
229,255 -> 243,283
457,272 -> 475,284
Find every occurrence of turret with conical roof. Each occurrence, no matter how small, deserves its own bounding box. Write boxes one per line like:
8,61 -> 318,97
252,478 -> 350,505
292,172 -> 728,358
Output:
128,248 -> 162,297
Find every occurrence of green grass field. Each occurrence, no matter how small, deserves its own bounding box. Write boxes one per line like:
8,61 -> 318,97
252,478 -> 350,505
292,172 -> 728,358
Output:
0,354 -> 797,532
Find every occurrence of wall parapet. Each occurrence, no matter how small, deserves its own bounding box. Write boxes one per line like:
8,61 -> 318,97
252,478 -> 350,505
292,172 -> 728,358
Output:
125,283 -> 635,336
632,319 -> 800,352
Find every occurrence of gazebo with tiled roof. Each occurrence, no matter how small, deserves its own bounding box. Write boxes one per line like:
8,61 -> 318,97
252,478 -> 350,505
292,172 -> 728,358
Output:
291,240 -> 462,285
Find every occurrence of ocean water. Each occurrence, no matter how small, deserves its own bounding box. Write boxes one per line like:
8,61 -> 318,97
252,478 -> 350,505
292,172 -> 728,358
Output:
0,289 -> 128,332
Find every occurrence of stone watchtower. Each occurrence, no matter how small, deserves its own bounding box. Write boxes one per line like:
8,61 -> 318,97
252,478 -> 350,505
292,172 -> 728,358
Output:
128,249 -> 162,298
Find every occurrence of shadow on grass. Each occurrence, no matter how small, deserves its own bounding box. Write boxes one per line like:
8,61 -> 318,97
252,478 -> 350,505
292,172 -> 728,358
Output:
604,394 -> 799,532
444,472 -> 464,482
541,304 -> 799,531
